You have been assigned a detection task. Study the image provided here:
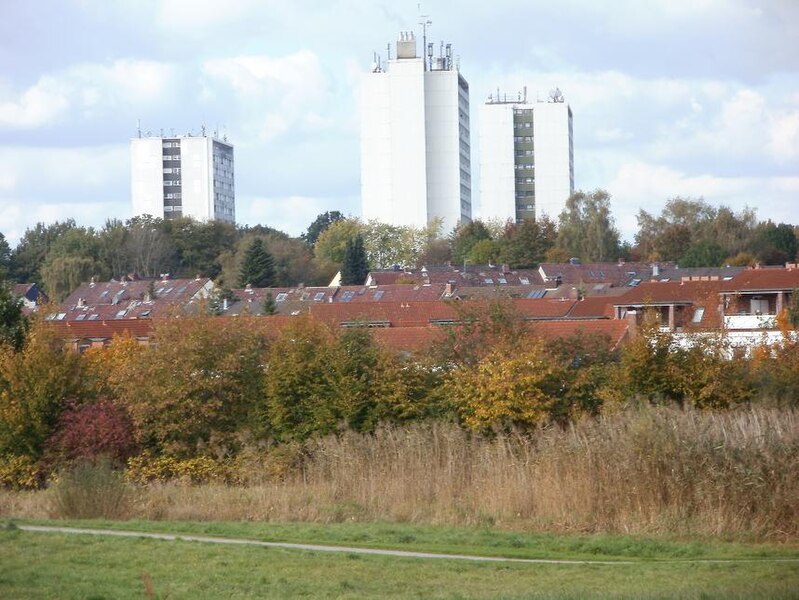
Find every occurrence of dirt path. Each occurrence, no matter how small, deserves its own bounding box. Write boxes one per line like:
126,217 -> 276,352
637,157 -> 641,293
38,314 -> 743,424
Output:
15,525 -> 799,566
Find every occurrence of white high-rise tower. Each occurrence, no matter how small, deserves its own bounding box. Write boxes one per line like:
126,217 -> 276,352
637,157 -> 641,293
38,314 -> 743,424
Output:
479,88 -> 573,223
360,31 -> 471,233
131,130 -> 235,224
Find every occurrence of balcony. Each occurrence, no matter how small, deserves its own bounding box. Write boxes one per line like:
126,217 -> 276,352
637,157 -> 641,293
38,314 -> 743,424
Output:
723,314 -> 777,330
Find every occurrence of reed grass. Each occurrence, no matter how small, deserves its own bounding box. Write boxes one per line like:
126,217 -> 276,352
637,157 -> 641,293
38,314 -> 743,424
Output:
2,405 -> 797,541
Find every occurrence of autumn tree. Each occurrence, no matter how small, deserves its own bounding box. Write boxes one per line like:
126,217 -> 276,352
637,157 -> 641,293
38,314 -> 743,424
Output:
0,322 -> 83,459
94,315 -> 268,457
446,338 -> 566,432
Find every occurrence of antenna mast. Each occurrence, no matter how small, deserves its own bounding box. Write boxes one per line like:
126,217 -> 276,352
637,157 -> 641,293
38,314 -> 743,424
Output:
418,6 -> 432,71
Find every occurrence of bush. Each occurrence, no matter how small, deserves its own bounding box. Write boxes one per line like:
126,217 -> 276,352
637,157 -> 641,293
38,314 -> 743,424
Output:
0,454 -> 43,490
126,454 -> 235,485
45,398 -> 137,468
51,459 -> 131,519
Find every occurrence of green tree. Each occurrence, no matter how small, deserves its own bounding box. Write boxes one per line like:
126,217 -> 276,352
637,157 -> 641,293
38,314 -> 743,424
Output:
450,220 -> 492,265
262,292 -> 277,315
304,211 -> 344,246
340,234 -> 369,285
0,232 -> 10,281
556,190 -> 621,262
314,219 -> 363,265
750,221 -> 797,265
10,220 -> 79,283
238,238 -> 275,287
499,216 -> 557,268
0,284 -> 28,352
679,241 -> 727,267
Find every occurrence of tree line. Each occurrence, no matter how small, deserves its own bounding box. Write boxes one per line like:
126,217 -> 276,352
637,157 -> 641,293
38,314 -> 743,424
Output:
0,193 -> 797,302
1,299 -> 798,488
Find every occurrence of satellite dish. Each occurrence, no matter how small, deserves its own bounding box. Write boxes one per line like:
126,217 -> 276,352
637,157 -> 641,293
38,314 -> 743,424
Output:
549,87 -> 564,103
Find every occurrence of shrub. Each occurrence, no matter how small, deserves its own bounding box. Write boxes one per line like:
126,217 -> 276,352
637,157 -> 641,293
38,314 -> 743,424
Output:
51,458 -> 131,519
126,454 -> 234,485
0,454 -> 43,490
45,398 -> 137,468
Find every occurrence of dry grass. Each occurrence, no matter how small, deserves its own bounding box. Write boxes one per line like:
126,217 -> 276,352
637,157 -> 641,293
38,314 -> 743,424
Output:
2,405 -> 797,541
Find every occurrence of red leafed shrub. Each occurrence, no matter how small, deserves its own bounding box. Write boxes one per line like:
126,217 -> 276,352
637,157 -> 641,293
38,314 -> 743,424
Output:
46,399 -> 137,467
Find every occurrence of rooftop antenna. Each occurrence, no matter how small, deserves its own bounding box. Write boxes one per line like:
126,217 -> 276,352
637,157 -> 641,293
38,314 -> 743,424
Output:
136,118 -> 141,138
386,42 -> 391,61
418,5 -> 431,71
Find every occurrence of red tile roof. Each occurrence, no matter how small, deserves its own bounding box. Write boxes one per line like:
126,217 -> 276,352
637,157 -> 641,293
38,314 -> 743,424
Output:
720,267 -> 799,292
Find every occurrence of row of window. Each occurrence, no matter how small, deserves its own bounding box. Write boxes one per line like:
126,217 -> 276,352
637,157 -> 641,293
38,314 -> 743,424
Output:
515,164 -> 534,170
513,109 -> 533,116
516,149 -> 534,157
514,122 -> 533,129
516,190 -> 535,198
162,141 -> 180,148
517,177 -> 534,184
163,180 -> 181,187
163,154 -> 180,161
514,136 -> 533,143
163,167 -> 181,174
165,192 -> 182,200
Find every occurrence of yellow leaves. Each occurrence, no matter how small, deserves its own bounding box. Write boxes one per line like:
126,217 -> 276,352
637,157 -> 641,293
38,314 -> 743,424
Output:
447,339 -> 564,431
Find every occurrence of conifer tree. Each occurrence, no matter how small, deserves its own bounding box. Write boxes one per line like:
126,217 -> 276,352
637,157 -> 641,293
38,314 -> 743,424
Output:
262,292 -> 277,315
238,238 -> 275,288
340,234 -> 369,285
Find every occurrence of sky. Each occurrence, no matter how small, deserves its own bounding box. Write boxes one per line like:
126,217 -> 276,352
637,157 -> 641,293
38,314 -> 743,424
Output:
0,0 -> 797,247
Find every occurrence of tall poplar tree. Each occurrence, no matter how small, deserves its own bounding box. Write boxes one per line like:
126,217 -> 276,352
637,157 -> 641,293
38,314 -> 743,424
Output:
340,234 -> 369,285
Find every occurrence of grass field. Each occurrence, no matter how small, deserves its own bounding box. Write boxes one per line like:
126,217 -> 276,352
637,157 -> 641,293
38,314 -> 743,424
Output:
2,520 -> 798,599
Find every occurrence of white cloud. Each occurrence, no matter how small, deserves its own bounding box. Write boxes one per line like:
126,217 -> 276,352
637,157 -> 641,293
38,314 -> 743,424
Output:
0,60 -> 174,128
606,160 -> 799,239
202,51 -> 330,142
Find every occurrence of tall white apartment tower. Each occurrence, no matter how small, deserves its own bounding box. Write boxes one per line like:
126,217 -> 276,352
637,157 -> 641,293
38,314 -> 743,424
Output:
131,131 -> 235,223
361,32 -> 471,233
479,88 -> 573,223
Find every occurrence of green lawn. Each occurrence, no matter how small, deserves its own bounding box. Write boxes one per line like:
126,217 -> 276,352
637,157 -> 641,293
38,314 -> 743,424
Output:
2,520 -> 798,599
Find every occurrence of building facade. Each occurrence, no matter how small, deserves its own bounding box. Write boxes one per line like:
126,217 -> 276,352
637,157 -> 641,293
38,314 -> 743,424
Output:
361,32 -> 471,234
479,89 -> 573,223
131,132 -> 235,223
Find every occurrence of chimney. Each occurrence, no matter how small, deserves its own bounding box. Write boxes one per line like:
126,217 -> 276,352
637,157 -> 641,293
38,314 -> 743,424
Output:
501,264 -> 510,274
222,298 -> 229,311
77,298 -> 85,308
625,310 -> 638,339
245,283 -> 253,293
652,263 -> 659,278
89,277 -> 96,287
444,282 -> 453,297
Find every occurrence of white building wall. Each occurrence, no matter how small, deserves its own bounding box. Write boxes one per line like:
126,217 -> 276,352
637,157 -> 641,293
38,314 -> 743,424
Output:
478,103 -> 516,223
425,68 -> 463,233
130,138 -> 164,218
361,59 -> 428,227
180,136 -> 213,221
533,102 -> 573,221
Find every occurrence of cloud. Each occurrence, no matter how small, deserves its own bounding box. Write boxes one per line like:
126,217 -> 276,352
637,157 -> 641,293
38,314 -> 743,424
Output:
606,160 -> 799,239
0,60 -> 174,128
202,51 -> 330,142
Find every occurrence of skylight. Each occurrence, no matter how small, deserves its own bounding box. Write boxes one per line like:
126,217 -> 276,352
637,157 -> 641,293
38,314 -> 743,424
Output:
341,291 -> 356,302
314,292 -> 325,301
275,293 -> 288,302
373,290 -> 385,300
519,277 -> 530,285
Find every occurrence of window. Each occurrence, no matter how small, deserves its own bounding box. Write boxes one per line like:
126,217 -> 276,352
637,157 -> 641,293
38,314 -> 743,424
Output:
373,290 -> 384,300
313,292 -> 325,301
341,291 -> 355,302
519,277 -> 530,285
528,290 -> 546,299
692,308 -> 705,323
75,314 -> 86,321
275,293 -> 288,302
484,278 -> 493,284
498,277 -> 507,284
88,314 -> 99,321
115,309 -> 127,319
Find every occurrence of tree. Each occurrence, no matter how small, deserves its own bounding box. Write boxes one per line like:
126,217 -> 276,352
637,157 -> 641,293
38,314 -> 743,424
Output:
10,220 -> 79,283
0,232 -> 10,281
340,234 -> 369,285
750,221 -> 797,265
556,190 -> 620,262
450,221 -> 492,265
238,238 -> 275,287
0,284 -> 28,352
314,219 -> 363,265
304,211 -> 345,246
262,292 -> 277,315
679,241 -> 727,268
0,323 -> 83,459
499,216 -> 557,268
446,339 -> 565,432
